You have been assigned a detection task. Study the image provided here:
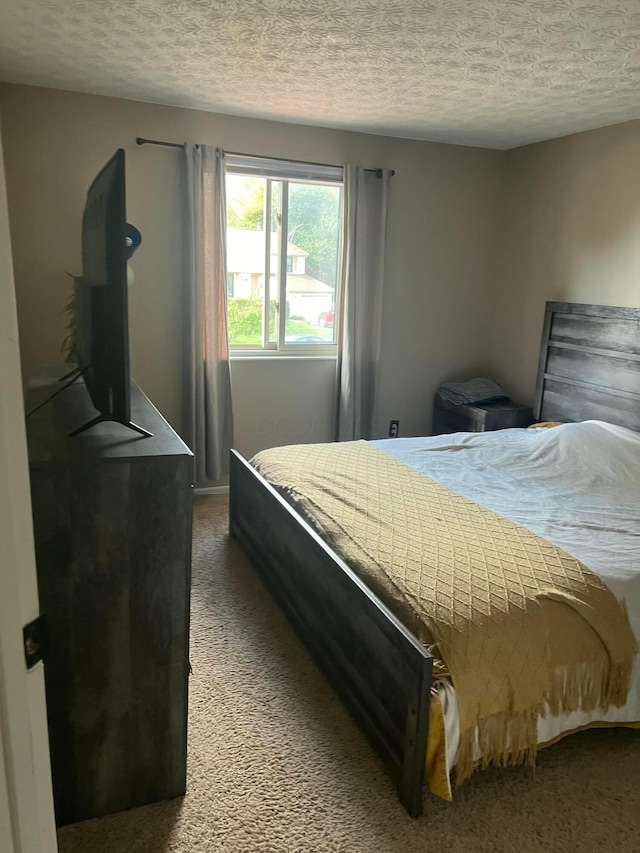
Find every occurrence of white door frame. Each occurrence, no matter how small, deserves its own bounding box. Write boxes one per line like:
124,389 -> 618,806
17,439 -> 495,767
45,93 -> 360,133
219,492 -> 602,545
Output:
0,117 -> 58,852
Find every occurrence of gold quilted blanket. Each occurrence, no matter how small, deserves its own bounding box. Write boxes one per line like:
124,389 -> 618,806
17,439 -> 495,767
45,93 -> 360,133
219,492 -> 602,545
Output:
251,440 -> 637,782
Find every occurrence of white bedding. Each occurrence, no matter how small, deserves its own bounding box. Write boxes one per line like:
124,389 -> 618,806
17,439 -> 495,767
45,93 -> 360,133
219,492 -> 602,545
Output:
373,420 -> 640,773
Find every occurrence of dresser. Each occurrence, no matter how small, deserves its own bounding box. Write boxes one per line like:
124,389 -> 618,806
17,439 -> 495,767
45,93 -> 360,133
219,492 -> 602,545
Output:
26,369 -> 193,825
433,396 -> 534,435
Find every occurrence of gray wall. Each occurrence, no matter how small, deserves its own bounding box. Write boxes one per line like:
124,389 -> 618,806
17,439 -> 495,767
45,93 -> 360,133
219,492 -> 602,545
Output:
488,120 -> 640,403
4,87 -> 637,455
0,83 -> 504,456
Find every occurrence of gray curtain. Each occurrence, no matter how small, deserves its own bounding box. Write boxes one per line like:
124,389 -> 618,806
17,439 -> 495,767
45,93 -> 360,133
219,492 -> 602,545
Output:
334,165 -> 391,441
183,144 -> 233,485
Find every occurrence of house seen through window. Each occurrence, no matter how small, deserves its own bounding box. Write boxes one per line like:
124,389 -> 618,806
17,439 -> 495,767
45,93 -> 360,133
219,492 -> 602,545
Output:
225,159 -> 343,352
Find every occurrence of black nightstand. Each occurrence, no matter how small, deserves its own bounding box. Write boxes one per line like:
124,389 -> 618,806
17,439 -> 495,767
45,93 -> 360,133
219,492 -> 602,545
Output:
432,397 -> 534,435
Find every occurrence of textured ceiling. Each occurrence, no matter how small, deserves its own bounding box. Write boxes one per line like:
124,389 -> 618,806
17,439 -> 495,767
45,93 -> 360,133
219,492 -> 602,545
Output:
0,0 -> 639,149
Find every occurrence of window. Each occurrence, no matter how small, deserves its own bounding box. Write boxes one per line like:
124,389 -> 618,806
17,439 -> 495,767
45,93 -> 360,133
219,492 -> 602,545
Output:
225,156 -> 343,353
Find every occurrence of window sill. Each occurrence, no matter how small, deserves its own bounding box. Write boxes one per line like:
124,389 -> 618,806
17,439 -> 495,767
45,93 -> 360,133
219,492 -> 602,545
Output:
230,352 -> 337,361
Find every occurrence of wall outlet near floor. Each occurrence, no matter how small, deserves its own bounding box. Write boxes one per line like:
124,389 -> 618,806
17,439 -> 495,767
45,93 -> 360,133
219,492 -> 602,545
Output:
388,420 -> 399,438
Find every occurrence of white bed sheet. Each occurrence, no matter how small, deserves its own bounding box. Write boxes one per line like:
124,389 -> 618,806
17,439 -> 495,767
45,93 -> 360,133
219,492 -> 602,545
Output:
372,420 -> 640,772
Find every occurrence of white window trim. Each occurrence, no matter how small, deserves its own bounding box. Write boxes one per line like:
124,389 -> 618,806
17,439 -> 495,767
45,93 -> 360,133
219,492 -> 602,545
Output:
226,156 -> 343,358
226,154 -> 343,183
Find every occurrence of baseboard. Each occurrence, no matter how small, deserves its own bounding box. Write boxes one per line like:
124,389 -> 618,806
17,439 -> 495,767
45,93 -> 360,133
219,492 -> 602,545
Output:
194,485 -> 230,496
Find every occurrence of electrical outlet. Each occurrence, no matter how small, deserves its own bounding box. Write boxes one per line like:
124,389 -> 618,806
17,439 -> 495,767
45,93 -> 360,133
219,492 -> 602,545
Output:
389,420 -> 399,438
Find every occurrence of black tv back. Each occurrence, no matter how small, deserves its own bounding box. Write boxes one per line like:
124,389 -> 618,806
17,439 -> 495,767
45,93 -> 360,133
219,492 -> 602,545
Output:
71,149 -> 151,437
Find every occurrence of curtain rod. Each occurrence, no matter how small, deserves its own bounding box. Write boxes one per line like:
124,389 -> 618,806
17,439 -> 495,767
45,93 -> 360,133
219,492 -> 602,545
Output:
135,137 -> 394,177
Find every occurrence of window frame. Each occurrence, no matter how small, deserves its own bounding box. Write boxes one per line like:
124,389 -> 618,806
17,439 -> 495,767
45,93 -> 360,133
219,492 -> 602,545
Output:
225,156 -> 344,358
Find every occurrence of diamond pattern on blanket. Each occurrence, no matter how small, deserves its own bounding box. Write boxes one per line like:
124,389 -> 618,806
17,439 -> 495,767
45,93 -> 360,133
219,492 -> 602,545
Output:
252,440 -> 637,780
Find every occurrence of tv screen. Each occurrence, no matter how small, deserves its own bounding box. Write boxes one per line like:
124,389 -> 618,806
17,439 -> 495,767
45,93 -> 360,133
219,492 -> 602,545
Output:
71,149 -> 150,437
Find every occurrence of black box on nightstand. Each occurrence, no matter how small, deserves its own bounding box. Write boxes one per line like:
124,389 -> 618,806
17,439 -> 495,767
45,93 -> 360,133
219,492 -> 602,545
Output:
432,396 -> 534,435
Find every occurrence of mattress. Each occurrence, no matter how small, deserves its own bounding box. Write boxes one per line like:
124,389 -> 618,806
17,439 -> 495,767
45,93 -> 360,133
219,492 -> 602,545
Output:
373,420 -> 640,780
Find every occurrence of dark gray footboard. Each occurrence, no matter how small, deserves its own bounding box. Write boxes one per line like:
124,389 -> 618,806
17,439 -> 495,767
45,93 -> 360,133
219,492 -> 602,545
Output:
229,450 -> 433,817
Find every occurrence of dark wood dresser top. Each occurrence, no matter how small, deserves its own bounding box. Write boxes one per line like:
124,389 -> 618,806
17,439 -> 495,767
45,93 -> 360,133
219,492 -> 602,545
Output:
26,366 -> 192,466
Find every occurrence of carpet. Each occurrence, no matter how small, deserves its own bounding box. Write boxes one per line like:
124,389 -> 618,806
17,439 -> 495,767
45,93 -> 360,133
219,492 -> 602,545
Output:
58,495 -> 640,853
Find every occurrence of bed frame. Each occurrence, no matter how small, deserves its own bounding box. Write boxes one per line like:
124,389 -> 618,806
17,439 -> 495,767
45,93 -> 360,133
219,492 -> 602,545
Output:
535,301 -> 640,430
229,451 -> 432,816
229,300 -> 640,817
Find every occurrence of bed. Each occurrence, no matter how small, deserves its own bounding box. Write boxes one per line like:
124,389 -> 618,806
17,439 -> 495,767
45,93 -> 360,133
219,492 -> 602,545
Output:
228,301 -> 640,817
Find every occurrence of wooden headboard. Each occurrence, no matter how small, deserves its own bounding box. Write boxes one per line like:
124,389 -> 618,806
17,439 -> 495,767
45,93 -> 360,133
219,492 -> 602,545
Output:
534,301 -> 640,431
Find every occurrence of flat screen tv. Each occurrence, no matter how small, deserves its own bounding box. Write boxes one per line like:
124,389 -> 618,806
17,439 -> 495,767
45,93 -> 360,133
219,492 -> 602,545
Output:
70,149 -> 151,437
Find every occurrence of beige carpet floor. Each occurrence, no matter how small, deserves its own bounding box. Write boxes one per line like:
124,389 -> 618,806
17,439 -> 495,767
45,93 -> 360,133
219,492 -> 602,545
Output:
58,495 -> 640,853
